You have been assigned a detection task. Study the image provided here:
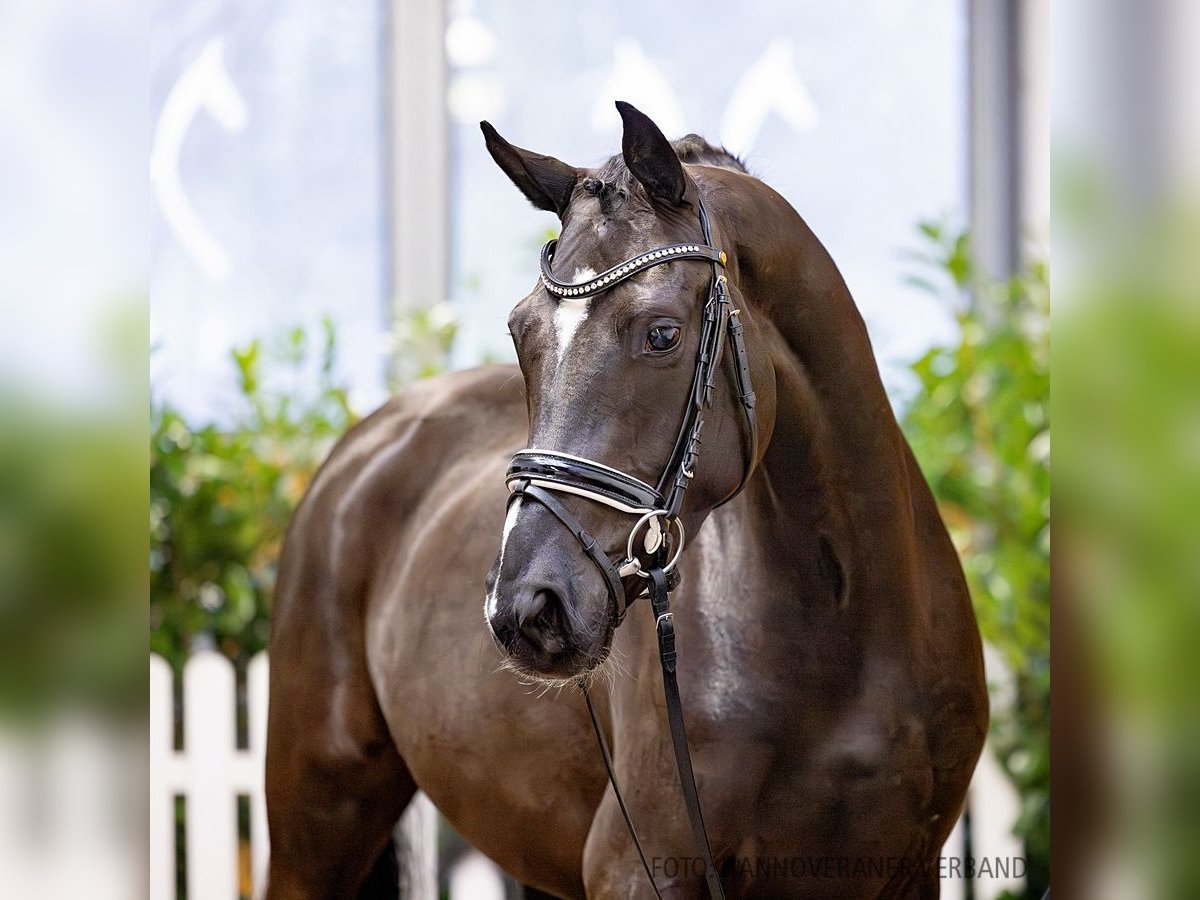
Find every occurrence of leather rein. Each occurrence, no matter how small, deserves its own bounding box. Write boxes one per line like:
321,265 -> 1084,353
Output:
505,198 -> 756,899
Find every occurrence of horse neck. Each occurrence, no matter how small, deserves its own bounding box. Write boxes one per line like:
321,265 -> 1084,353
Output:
719,176 -> 918,600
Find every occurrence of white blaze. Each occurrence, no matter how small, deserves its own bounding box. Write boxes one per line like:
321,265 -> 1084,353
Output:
485,497 -> 523,619
552,267 -> 595,364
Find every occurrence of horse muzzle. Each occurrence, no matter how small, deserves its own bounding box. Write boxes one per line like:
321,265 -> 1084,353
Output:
485,525 -> 617,680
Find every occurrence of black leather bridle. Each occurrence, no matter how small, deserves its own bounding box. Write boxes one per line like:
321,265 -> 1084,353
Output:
504,198 -> 756,899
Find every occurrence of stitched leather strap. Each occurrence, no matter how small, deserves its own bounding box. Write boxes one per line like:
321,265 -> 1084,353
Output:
581,568 -> 726,900
648,567 -> 726,900
582,688 -> 664,900
726,309 -> 759,490
658,282 -> 729,515
507,481 -> 628,620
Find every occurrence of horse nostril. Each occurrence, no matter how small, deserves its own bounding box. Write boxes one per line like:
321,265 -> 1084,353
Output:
516,589 -> 552,630
515,588 -> 568,652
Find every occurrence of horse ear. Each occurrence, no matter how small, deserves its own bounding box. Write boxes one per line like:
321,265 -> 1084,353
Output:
616,101 -> 686,207
480,121 -> 579,217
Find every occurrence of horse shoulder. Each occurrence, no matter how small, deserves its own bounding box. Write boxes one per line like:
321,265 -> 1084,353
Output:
275,365 -> 524,623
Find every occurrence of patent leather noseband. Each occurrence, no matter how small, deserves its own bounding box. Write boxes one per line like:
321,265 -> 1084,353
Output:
503,197 -> 756,899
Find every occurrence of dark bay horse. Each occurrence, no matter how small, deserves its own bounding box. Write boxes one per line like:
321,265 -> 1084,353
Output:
265,102 -> 988,899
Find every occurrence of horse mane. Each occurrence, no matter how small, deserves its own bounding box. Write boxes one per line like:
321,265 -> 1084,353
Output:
589,134 -> 748,214
670,134 -> 748,173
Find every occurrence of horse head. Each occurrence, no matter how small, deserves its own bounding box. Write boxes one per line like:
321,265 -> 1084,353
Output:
482,102 -> 774,682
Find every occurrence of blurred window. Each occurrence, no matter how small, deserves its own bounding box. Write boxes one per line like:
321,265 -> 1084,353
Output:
445,1 -> 968,398
150,1 -> 389,419
151,1 -> 971,415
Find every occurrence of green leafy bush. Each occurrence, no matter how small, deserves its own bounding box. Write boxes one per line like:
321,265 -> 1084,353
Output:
0,400 -> 144,717
901,224 -> 1050,897
0,300 -> 145,720
150,311 -> 458,671
150,319 -> 357,669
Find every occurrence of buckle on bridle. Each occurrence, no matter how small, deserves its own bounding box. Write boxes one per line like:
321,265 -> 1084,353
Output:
619,510 -> 686,579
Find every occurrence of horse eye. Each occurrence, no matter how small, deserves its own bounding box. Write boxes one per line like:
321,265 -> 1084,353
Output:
645,325 -> 681,353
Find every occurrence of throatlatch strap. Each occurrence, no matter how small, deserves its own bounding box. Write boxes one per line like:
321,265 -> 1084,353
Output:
722,307 -> 759,505
582,688 -> 664,900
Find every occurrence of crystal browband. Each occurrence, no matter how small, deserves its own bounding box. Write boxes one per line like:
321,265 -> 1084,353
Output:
539,240 -> 727,299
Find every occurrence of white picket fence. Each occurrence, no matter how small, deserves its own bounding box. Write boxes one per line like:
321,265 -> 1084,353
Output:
0,717 -> 141,899
149,651 -> 269,900
149,650 -> 1024,899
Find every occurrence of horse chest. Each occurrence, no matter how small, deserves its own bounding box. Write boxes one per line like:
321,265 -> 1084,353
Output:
688,710 -> 936,880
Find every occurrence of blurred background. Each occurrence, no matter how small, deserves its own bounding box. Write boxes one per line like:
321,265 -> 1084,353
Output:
6,0 -> 1198,896
145,1 -> 1050,897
